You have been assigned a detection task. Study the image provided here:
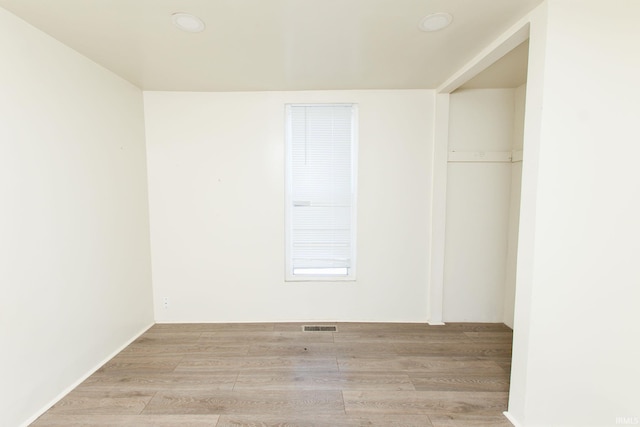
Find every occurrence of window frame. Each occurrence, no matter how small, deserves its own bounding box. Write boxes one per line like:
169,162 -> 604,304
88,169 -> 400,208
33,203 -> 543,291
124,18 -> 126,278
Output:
284,103 -> 358,282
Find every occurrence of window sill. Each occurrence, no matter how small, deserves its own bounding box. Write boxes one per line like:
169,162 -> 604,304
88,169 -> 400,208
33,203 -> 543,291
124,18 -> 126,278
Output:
285,275 -> 357,282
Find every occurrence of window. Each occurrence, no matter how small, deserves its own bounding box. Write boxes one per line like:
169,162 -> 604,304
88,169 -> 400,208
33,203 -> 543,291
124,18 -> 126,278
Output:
285,104 -> 358,281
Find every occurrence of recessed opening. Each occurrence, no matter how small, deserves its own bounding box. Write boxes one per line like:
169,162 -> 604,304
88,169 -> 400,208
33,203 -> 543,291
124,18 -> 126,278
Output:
302,325 -> 337,332
419,12 -> 453,32
171,12 -> 206,33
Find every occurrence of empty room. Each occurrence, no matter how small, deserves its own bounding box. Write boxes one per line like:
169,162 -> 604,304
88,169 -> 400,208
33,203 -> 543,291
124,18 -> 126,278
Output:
1,1 -> 638,426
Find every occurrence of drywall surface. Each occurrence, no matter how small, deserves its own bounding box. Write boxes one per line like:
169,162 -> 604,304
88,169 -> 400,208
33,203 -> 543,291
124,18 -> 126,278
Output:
144,90 -> 433,323
503,163 -> 522,329
0,8 -> 154,427
443,89 -> 515,322
503,83 -> 526,328
510,0 -> 640,425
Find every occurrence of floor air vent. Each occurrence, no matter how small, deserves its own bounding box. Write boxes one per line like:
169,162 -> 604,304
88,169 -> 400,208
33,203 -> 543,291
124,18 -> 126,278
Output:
303,325 -> 337,332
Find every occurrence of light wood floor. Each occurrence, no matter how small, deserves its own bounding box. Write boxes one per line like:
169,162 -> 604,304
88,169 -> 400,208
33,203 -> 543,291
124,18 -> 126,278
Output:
32,322 -> 513,427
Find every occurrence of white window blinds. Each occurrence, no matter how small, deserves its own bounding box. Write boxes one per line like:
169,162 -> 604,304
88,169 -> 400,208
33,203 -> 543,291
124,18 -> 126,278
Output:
285,104 -> 357,280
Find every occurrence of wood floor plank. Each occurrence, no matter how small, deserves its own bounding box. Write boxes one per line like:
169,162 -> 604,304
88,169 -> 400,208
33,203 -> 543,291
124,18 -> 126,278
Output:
44,390 -> 155,415
435,323 -> 511,333
428,413 -> 514,427
31,414 -> 220,426
133,334 -> 204,346
244,342 -> 402,357
176,355 -> 339,372
408,373 -> 510,392
246,343 -> 337,357
463,331 -> 513,342
335,356 -> 405,372
343,390 -> 509,415
142,390 -> 345,416
97,355 -> 183,373
199,331 -> 335,343
234,371 -> 415,391
333,332 -> 469,344
151,323 -> 276,332
332,342 -> 402,357
78,371 -> 237,392
323,323 -> 436,333
338,356 -> 506,374
139,331 -> 203,339
216,414 -> 432,426
401,358 -> 506,374
121,343 -> 250,357
394,342 -> 512,358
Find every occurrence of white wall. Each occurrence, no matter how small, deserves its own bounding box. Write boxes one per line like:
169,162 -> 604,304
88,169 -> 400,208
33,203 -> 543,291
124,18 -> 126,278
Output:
509,0 -> 640,425
144,90 -> 433,323
503,83 -> 526,328
0,9 -> 154,427
443,89 -> 516,322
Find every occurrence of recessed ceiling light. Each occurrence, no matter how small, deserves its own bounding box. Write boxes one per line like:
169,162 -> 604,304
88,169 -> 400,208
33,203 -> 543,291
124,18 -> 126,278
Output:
419,12 -> 453,32
172,12 -> 206,33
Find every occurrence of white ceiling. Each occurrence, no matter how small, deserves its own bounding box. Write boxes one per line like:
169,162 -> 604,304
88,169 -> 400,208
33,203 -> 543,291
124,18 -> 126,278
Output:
0,0 -> 541,92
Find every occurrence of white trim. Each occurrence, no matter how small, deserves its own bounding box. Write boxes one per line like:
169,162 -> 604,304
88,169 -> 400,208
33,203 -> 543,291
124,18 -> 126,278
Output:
427,321 -> 446,326
448,150 -> 512,163
284,104 -> 294,280
350,104 -> 359,279
20,322 -> 154,427
285,274 -> 356,282
438,20 -> 531,94
503,411 -> 523,427
427,93 -> 449,325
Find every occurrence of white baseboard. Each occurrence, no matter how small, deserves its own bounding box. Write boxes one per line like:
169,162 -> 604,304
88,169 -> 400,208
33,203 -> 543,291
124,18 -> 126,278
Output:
20,322 -> 154,427
427,321 -> 446,326
503,411 -> 523,427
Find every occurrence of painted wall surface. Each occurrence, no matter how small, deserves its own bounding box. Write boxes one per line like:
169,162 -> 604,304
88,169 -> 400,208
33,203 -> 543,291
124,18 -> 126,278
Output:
144,90 -> 433,323
510,0 -> 640,425
443,89 -> 516,322
503,83 -> 526,329
0,9 -> 154,427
